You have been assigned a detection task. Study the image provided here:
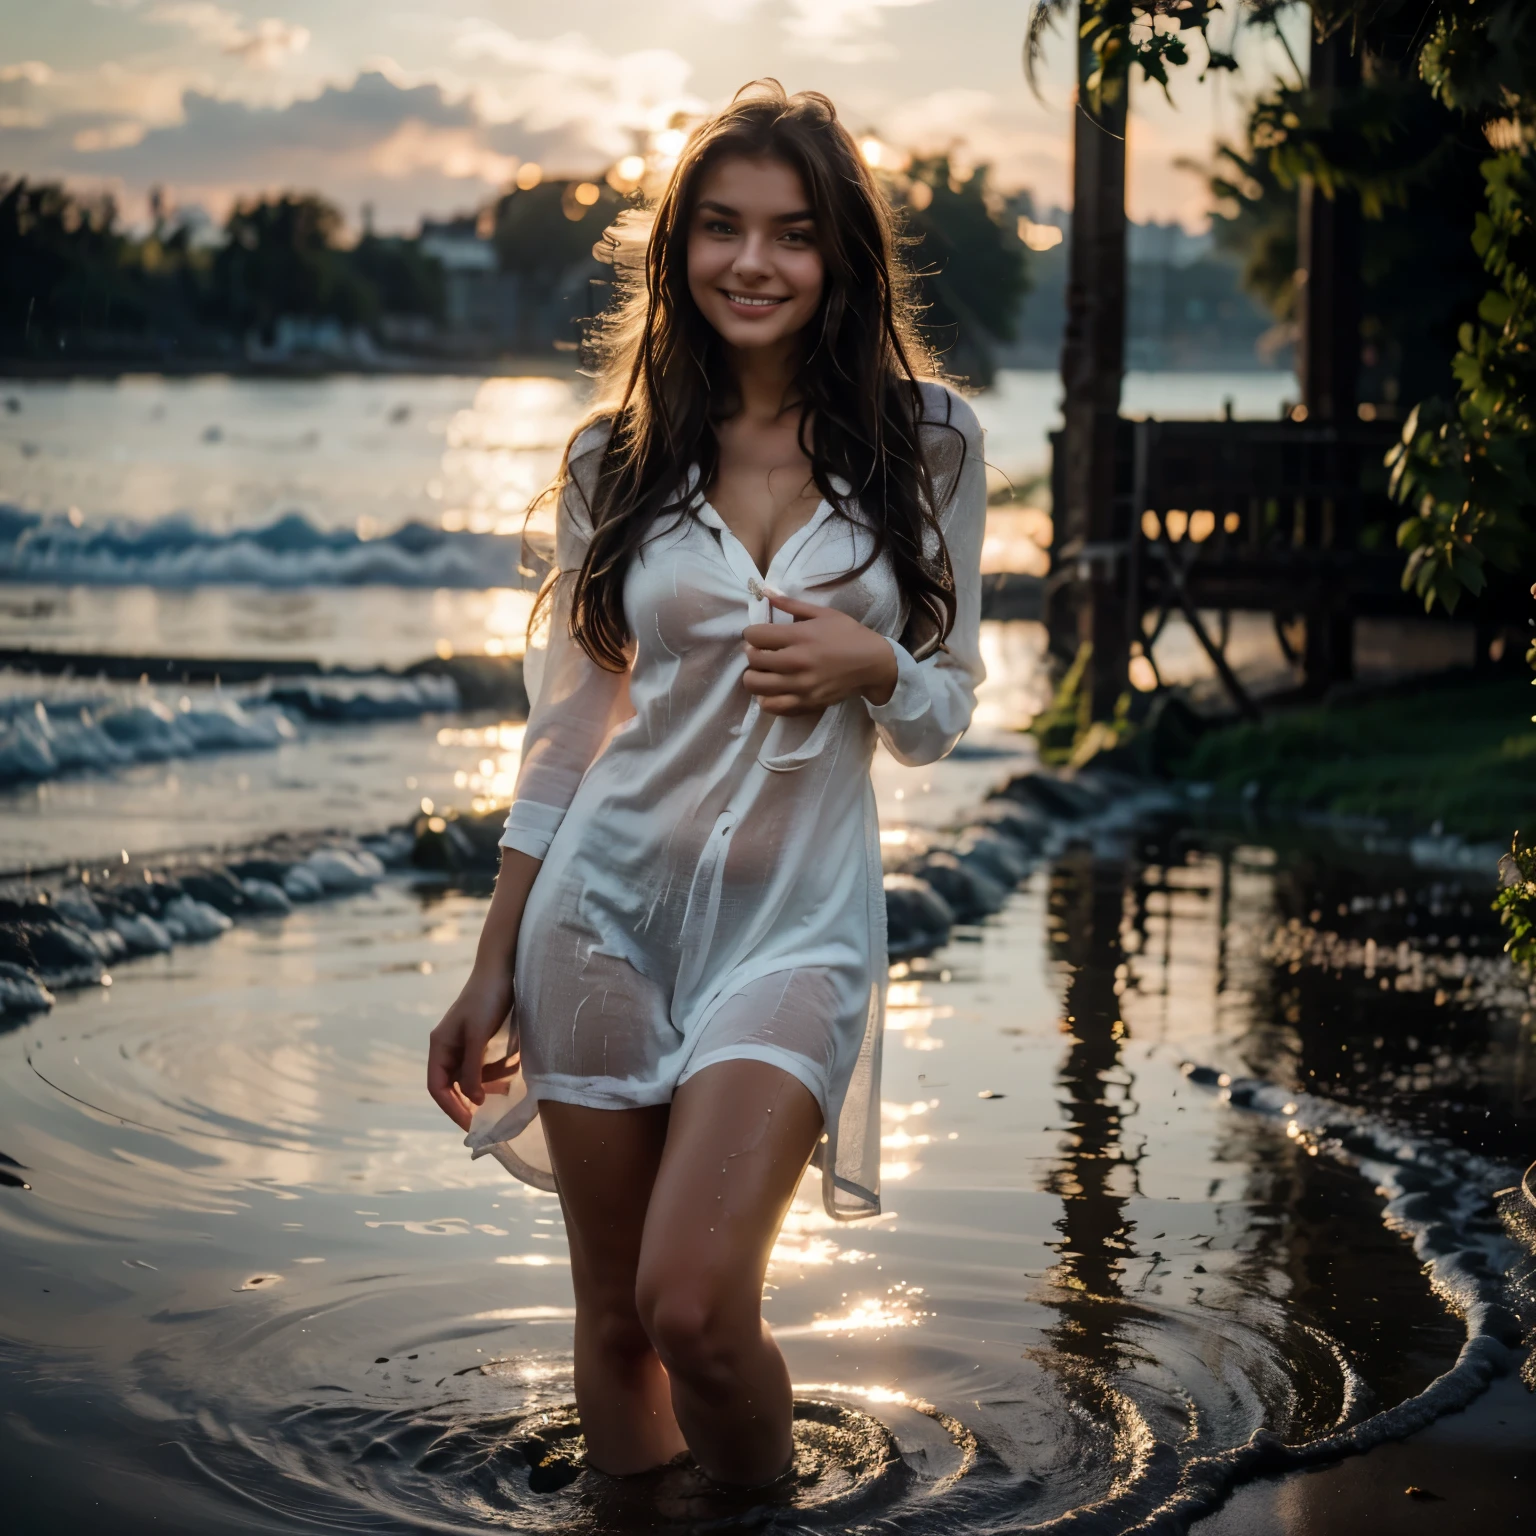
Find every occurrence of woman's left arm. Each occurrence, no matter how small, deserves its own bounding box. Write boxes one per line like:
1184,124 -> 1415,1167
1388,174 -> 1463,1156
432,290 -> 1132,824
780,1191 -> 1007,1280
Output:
741,392 -> 986,767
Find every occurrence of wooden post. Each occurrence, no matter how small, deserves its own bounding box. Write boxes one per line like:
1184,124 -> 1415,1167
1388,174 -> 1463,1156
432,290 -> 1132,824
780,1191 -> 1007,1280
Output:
1297,22 -> 1361,692
1054,17 -> 1129,720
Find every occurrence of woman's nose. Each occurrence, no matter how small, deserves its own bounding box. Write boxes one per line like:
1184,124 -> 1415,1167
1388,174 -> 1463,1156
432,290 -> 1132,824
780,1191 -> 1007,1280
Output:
732,233 -> 773,278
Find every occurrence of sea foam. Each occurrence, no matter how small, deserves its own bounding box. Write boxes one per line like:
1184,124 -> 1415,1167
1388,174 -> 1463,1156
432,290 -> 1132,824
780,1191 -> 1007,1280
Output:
0,504 -> 544,589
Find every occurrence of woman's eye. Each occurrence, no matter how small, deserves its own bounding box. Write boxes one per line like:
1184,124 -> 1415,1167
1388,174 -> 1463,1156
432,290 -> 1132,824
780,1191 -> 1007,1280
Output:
781,229 -> 814,245
705,220 -> 735,235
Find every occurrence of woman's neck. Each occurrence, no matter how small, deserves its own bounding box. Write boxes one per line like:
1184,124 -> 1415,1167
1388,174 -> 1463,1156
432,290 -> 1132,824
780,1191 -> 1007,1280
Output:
726,336 -> 802,424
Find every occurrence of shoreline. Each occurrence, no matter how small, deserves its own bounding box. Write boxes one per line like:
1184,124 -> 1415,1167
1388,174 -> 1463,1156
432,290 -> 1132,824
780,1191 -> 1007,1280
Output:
0,357 -> 1292,383
0,353 -> 585,382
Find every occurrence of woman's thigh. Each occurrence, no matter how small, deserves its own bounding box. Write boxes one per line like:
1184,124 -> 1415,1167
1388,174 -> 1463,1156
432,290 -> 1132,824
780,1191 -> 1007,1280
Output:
539,1099 -> 671,1309
637,1060 -> 823,1314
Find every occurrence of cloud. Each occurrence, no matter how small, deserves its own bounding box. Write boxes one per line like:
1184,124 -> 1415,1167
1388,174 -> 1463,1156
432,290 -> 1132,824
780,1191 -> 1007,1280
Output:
145,3 -> 311,67
782,0 -> 938,63
452,23 -> 703,153
0,65 -> 662,229
366,120 -> 520,186
0,57 -> 195,131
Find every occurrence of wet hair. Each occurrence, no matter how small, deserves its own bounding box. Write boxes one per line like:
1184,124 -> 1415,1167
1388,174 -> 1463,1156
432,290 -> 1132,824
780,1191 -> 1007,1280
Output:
549,79 -> 958,672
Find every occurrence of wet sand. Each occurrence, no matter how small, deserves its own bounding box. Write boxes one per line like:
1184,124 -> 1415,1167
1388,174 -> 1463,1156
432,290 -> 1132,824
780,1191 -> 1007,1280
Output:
1196,1371 -> 1533,1532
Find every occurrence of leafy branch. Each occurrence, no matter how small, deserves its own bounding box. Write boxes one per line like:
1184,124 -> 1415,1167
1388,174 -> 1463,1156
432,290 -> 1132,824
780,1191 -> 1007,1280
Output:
1026,0 -> 1237,112
1495,830 -> 1536,973
1387,150 -> 1536,612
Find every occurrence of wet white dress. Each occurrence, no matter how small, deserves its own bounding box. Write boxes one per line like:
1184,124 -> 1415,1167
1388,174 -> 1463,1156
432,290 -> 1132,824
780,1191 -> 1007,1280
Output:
466,381 -> 985,1218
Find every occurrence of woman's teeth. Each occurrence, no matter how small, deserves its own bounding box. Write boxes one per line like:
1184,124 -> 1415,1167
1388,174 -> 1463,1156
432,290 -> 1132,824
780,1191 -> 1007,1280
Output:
726,293 -> 785,307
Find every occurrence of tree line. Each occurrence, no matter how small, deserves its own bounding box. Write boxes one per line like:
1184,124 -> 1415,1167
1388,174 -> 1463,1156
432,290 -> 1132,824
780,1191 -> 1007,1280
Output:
0,160 -> 1029,378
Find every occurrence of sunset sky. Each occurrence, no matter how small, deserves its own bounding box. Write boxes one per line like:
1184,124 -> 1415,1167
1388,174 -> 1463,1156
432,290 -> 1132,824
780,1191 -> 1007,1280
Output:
0,0 -> 1303,233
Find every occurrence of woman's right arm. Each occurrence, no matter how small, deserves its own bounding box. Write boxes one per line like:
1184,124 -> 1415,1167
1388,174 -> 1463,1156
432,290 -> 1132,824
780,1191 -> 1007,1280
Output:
427,426 -> 631,1129
427,847 -> 541,1129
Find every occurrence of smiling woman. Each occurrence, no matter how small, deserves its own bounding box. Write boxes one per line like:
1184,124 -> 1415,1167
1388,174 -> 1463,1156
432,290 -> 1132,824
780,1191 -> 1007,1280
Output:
426,80 -> 985,1492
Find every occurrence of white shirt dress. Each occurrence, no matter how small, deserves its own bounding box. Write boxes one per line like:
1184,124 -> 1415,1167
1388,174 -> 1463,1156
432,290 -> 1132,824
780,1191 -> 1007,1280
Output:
466,381 -> 985,1219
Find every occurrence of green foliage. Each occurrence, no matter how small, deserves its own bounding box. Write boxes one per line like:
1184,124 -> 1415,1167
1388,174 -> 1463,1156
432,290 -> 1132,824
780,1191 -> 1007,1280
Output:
349,234 -> 445,321
1415,0 -> 1536,126
1031,643 -> 1095,764
1206,68 -> 1489,407
1246,75 -> 1471,220
212,193 -> 377,337
492,180 -> 628,283
1174,675 -> 1536,841
0,178 -> 202,352
1206,139 -> 1300,321
0,179 -> 450,358
1494,831 -> 1536,973
1388,151 -> 1536,612
1027,0 -> 1235,113
889,157 -> 1031,385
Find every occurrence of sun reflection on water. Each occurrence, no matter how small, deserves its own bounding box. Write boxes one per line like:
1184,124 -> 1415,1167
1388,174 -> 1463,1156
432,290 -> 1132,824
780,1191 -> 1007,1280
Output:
438,376 -> 581,537
805,1287 -> 927,1334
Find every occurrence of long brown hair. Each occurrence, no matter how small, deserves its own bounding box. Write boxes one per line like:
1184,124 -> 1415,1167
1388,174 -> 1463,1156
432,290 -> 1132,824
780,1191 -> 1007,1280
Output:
558,80 -> 959,671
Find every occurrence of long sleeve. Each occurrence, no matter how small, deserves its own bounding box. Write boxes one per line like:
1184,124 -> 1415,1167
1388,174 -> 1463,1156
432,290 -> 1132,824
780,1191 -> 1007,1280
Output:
500,426 -> 631,860
864,385 -> 987,766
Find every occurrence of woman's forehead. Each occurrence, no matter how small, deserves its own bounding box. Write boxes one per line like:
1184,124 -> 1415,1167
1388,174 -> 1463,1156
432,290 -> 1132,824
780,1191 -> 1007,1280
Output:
693,154 -> 813,219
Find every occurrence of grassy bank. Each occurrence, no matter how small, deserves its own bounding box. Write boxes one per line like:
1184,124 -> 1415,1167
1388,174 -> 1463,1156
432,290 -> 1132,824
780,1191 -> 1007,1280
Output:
1172,673 -> 1536,843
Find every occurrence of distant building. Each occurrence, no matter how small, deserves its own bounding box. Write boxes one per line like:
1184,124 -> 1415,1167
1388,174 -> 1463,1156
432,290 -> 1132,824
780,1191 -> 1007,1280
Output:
997,210 -> 1280,373
418,217 -> 520,343
243,315 -> 381,365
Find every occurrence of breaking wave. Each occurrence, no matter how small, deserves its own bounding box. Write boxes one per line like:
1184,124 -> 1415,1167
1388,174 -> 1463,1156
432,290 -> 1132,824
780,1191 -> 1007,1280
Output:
0,674 -> 461,787
0,505 -> 544,589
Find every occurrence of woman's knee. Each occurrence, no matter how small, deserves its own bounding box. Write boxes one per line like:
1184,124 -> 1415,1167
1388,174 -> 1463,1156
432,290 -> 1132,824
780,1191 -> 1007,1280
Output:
635,1267 -> 748,1380
582,1290 -> 655,1366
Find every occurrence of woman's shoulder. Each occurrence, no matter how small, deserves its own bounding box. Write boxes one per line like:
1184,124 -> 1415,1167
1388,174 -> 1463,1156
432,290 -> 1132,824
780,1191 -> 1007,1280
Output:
911,381 -> 983,509
567,415 -> 616,475
558,415 -> 616,530
914,379 -> 983,447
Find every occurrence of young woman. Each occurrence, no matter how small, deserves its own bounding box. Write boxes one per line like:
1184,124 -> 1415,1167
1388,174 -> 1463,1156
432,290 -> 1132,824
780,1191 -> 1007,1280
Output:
427,81 -> 985,1489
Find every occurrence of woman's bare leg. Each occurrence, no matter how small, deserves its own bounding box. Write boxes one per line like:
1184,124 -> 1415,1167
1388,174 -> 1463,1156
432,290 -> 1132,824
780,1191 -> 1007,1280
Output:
538,1099 -> 688,1475
635,1060 -> 823,1486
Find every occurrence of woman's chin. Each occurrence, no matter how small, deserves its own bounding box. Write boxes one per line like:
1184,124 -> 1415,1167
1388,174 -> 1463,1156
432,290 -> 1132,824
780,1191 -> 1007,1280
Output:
715,320 -> 799,351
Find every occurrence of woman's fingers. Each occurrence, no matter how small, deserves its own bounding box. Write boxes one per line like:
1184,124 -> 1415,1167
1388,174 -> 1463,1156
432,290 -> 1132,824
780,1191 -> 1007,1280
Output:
742,642 -> 802,672
456,1032 -> 490,1108
741,620 -> 797,650
758,693 -> 813,715
743,666 -> 817,699
766,592 -> 827,621
428,1031 -> 474,1130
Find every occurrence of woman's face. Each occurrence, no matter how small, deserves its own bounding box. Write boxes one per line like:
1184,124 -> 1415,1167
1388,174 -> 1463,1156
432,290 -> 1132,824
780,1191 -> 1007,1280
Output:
686,154 -> 825,353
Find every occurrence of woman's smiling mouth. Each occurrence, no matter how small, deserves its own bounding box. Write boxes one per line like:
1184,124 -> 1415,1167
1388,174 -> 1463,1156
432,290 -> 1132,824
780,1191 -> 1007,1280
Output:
722,291 -> 789,310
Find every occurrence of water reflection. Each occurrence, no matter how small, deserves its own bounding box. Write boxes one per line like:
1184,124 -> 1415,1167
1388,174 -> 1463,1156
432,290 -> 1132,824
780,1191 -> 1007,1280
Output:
438,376 -> 580,537
1,816 -> 1532,1530
1040,849 -> 1139,1385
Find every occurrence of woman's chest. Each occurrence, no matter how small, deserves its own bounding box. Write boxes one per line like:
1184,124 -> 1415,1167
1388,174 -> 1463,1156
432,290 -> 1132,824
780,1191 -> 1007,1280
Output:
623,511 -> 902,662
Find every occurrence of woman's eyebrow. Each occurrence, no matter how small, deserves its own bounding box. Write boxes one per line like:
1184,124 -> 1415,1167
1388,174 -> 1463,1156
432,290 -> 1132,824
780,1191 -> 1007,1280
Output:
696,200 -> 815,224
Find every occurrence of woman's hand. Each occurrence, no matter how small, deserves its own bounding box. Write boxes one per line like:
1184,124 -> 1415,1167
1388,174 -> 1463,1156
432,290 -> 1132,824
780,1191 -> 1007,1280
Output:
427,969 -> 517,1132
427,847 -> 541,1132
742,592 -> 898,714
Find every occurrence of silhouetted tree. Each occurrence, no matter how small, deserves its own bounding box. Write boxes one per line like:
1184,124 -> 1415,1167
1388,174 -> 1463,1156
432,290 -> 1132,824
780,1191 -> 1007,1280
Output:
349,233 -> 445,321
210,193 -> 375,340
889,157 -> 1030,386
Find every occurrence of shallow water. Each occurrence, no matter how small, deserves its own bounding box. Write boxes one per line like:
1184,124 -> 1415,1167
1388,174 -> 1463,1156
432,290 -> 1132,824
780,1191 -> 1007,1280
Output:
2,814 -> 1530,1533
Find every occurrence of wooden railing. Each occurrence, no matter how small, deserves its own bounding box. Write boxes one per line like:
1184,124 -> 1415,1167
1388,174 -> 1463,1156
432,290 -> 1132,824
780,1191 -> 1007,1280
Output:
1047,416 -> 1526,712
